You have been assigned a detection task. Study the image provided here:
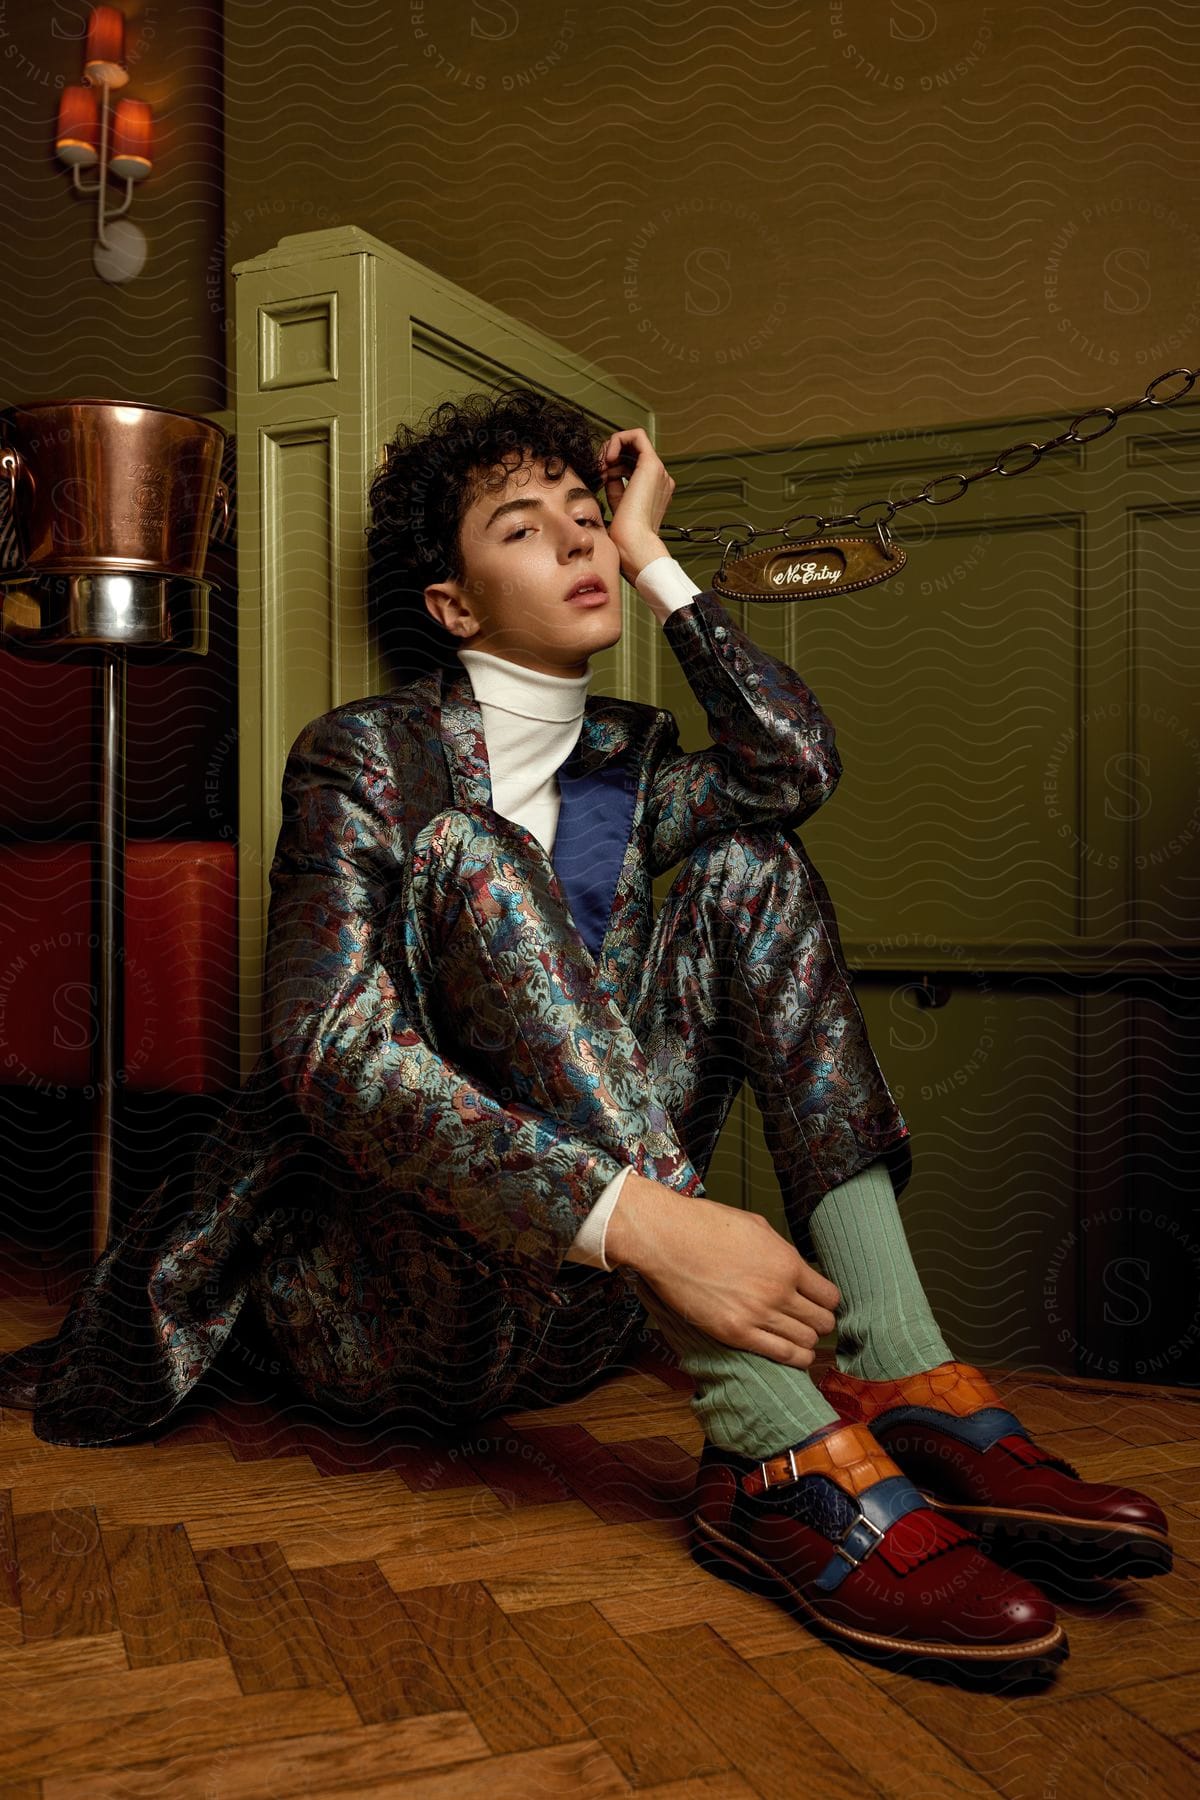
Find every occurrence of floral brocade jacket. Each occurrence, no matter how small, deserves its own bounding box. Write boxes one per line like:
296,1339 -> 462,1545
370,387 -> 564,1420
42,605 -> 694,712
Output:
0,589 -> 848,1444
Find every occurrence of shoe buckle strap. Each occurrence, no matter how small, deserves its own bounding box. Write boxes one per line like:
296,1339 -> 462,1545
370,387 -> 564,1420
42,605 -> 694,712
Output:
807,1510 -> 886,1594
752,1445 -> 799,1495
744,1447 -> 888,1562
745,1420 -> 850,1498
807,1476 -> 931,1594
830,1510 -> 886,1569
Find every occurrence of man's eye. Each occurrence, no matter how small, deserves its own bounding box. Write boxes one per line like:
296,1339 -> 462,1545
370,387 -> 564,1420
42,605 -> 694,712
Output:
504,515 -> 604,542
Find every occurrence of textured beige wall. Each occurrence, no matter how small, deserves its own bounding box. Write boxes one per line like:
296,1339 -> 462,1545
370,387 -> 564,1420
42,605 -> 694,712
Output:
0,0 -> 224,414
2,3 -> 1196,445
223,0 -> 1200,453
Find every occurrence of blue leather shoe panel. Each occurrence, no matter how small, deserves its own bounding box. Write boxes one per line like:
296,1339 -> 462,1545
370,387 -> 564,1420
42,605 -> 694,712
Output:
873,1404 -> 1028,1454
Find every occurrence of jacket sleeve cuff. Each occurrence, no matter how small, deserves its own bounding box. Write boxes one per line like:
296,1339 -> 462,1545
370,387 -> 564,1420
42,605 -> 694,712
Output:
563,1163 -> 635,1271
634,553 -> 704,625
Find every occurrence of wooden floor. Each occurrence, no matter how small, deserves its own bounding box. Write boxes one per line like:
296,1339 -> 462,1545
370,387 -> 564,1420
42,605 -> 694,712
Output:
2,1248 -> 1200,1799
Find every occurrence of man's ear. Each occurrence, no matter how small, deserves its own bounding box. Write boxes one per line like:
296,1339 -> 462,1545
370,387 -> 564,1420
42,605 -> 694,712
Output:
423,579 -> 480,641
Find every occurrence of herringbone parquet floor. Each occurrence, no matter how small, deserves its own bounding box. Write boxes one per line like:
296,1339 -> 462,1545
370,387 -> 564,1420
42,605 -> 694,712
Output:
2,1240 -> 1199,1799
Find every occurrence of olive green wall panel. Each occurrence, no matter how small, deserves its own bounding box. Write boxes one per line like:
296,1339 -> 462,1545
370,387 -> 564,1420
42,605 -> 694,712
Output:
700,515 -> 1089,952
1127,983 -> 1200,1386
1130,505 -> 1200,944
659,397 -> 1200,971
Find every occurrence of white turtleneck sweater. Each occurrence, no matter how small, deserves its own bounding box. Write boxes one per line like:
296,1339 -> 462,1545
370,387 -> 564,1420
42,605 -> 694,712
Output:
455,552 -> 703,1272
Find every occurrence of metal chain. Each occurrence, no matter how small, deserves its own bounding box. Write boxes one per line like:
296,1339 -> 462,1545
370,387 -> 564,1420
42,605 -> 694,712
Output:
659,366 -> 1198,556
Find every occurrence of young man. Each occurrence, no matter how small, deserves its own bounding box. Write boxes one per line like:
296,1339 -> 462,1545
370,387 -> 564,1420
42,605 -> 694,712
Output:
355,386 -> 1171,1674
0,387 -> 1170,1680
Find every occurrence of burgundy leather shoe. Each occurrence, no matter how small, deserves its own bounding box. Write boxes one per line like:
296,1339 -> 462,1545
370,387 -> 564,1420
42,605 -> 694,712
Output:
819,1360 -> 1173,1579
691,1419 -> 1067,1676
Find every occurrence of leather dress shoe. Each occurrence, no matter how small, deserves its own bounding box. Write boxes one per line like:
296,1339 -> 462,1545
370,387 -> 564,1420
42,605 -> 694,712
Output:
690,1418 -> 1067,1675
819,1360 -> 1173,1579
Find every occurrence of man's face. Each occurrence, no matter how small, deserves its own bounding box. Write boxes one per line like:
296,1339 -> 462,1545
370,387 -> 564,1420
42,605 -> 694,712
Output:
423,454 -> 623,677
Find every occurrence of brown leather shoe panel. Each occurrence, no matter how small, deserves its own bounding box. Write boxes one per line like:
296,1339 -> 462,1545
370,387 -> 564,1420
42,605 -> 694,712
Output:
820,1358 -> 1007,1423
755,1420 -> 909,1496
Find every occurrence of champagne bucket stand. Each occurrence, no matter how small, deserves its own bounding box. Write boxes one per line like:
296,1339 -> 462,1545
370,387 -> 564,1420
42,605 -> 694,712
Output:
0,401 -> 225,1264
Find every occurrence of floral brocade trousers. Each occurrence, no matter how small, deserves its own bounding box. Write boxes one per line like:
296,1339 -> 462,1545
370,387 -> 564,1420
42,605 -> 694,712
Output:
392,802 -> 913,1411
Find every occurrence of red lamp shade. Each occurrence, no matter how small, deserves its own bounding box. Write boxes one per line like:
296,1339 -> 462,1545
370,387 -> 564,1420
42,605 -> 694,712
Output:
110,99 -> 153,181
55,85 -> 100,167
84,5 -> 128,87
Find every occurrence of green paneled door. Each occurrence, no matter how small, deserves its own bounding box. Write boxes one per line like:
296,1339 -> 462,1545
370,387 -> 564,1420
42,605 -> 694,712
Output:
232,226 -> 660,1073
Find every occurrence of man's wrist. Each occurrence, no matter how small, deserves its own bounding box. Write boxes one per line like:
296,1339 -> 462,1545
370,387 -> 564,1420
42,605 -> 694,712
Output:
634,554 -> 702,624
603,1177 -> 638,1269
604,1169 -> 662,1271
618,535 -> 668,587
565,1165 -> 630,1270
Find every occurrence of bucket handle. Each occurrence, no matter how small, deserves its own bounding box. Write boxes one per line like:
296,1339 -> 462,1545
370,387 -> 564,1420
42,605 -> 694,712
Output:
1,447 -> 33,567
1,447 -> 34,518
209,478 -> 230,545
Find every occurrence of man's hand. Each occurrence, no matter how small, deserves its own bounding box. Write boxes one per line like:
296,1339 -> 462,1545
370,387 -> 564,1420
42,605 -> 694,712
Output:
606,1171 -> 841,1369
599,426 -> 677,586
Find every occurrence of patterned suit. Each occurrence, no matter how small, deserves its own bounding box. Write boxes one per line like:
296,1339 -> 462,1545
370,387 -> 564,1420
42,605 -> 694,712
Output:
0,589 -> 911,1445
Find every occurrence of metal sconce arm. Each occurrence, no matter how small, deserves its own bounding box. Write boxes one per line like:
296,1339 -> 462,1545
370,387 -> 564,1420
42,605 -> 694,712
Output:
70,79 -> 135,241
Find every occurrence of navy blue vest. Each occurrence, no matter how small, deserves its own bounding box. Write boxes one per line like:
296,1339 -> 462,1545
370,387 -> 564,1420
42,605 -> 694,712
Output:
550,743 -> 639,963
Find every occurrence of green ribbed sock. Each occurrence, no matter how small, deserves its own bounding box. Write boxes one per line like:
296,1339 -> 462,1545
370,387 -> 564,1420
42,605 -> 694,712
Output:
634,1280 -> 843,1458
629,1156 -> 953,1457
807,1156 -> 955,1380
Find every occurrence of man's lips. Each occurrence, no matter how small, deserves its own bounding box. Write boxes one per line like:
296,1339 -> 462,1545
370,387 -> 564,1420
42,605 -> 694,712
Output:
564,578 -> 610,605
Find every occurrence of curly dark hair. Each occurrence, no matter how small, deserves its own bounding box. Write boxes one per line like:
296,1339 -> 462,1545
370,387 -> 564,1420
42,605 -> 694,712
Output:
366,386 -> 608,681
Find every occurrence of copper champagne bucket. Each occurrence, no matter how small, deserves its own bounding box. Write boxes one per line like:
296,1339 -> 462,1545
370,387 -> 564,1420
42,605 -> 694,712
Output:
0,397 -> 228,651
0,397 -> 228,575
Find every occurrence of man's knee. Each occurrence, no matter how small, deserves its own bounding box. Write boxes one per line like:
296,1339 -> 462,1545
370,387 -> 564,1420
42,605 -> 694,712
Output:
658,825 -> 838,980
668,822 -> 814,903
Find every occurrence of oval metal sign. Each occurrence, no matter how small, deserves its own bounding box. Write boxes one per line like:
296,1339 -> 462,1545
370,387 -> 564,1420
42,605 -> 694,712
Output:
712,533 -> 906,602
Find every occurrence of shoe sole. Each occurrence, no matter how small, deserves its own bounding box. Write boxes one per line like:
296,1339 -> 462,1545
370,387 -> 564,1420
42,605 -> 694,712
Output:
918,1492 -> 1174,1579
690,1517 -> 1069,1678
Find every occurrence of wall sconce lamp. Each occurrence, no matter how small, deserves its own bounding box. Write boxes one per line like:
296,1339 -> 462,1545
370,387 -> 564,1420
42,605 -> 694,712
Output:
55,6 -> 154,285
